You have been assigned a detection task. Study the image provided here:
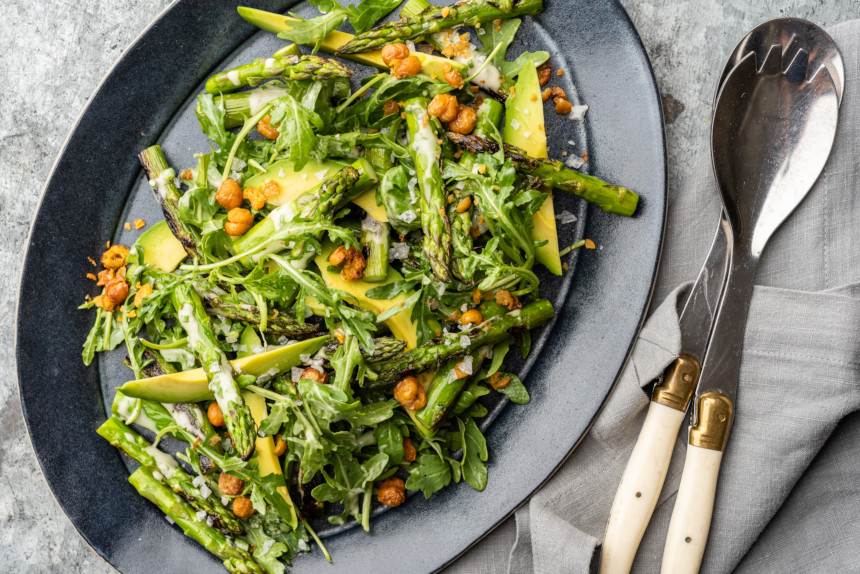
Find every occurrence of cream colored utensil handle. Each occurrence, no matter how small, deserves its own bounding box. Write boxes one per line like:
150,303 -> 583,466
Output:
661,393 -> 733,574
599,356 -> 699,574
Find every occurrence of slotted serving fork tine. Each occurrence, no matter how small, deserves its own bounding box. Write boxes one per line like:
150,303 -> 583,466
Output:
661,41 -> 839,574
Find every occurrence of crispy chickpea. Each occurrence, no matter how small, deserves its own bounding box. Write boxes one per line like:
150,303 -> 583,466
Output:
381,43 -> 410,67
215,178 -> 243,210
181,168 -> 193,180
456,197 -> 472,213
207,402 -> 225,427
133,282 -> 153,308
392,55 -> 422,79
383,100 -> 400,116
301,367 -> 329,385
472,289 -> 483,305
427,93 -> 459,123
443,66 -> 465,89
225,208 -> 254,236
257,115 -> 280,140
377,477 -> 406,507
328,245 -> 348,266
542,87 -> 552,102
488,371 -> 512,390
537,61 -> 553,86
341,247 -> 366,282
219,472 -> 245,496
494,289 -> 522,311
449,105 -> 477,135
460,308 -> 483,326
101,244 -> 130,269
243,186 -> 267,210
273,434 -> 287,456
394,376 -> 427,410
261,180 -> 280,199
555,98 -> 573,115
403,437 -> 417,462
96,268 -> 115,287
232,496 -> 255,519
104,277 -> 129,306
551,85 -> 568,101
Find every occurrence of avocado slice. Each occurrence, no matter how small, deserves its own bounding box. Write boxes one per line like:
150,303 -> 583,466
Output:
135,220 -> 188,273
118,336 -> 327,402
243,390 -> 298,528
237,7 -> 467,77
351,188 -> 388,223
314,246 -> 419,349
504,63 -> 563,276
243,158 -> 347,207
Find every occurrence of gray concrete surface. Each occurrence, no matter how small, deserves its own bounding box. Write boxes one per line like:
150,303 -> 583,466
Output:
2,1 -> 859,572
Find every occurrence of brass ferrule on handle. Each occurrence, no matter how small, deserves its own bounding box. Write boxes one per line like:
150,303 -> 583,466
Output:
689,392 -> 734,451
652,354 -> 700,412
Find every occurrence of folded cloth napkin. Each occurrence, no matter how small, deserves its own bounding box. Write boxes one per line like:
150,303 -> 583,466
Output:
445,20 -> 860,574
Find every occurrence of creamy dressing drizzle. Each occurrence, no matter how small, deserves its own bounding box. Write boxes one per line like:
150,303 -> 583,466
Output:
226,70 -> 241,86
248,86 -> 288,115
211,355 -> 241,412
177,303 -> 201,347
407,103 -> 441,194
144,445 -> 179,478
163,403 -> 203,439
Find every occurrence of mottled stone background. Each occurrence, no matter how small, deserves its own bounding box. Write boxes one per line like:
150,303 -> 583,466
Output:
2,1 -> 859,572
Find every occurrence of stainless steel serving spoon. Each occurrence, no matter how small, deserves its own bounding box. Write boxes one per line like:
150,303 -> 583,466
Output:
660,41 -> 840,574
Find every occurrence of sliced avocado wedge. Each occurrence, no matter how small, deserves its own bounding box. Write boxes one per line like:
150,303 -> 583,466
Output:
136,220 -> 188,273
504,63 -> 563,276
237,6 -> 466,77
243,390 -> 298,528
118,336 -> 327,403
352,188 -> 388,223
243,158 -> 347,207
314,246 -> 419,349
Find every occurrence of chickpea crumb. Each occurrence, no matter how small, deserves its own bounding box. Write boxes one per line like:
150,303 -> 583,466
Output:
403,437 -> 417,462
273,434 -> 287,457
383,100 -> 400,116
542,88 -> 552,102
456,197 -> 472,213
477,164 -> 487,175
243,186 -> 267,210
86,273 -> 97,281
181,169 -> 193,180
585,239 -> 596,250
392,55 -> 422,79
495,289 -> 522,311
555,98 -> 573,115
377,477 -> 406,507
88,257 -> 97,267
472,289 -> 482,305
333,329 -> 346,344
562,262 -> 569,272
257,115 -> 280,140
441,5 -> 450,17
134,219 -> 146,230
557,69 -> 565,76
208,402 -> 225,427
537,61 -> 553,86
124,222 -> 132,230
582,151 -> 590,163
488,372 -> 512,390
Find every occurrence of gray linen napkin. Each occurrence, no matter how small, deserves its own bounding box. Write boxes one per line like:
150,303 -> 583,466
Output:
445,19 -> 860,574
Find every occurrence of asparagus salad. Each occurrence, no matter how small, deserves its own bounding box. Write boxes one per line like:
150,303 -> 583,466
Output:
81,1 -> 638,571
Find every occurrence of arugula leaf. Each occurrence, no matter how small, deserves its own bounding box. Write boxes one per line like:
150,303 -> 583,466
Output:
245,519 -> 289,574
376,166 -> 422,235
496,373 -> 530,404
269,94 -> 319,171
277,7 -> 348,47
374,419 -> 404,466
460,417 -> 488,491
365,278 -> 417,300
406,453 -> 453,498
312,452 -> 389,525
476,19 -> 550,79
345,0 -> 403,34
453,380 -> 490,415
194,94 -> 232,149
329,334 -> 365,392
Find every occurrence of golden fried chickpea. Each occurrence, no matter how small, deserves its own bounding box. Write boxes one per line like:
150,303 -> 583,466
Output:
215,178 -> 243,210
472,289 -> 483,306
494,289 -> 522,311
207,402 -> 225,427
550,85 -> 568,101
133,282 -> 153,308
219,472 -> 245,496
460,308 -> 483,326
377,477 -> 406,507
224,208 -> 254,236
394,376 -> 427,410
383,100 -> 400,116
96,268 -> 115,287
104,277 -> 129,306
381,43 -> 410,67
537,61 -> 553,86
273,434 -> 287,456
328,245 -> 348,266
242,186 -> 267,210
232,496 -> 255,518
449,104 -> 477,135
301,367 -> 329,385
443,66 -> 465,89
456,197 -> 472,213
555,98 -> 573,115
392,55 -> 422,79
181,168 -> 194,180
488,371 -> 512,390
403,437 -> 417,462
101,244 -> 130,269
341,247 -> 367,282
542,87 -> 552,102
257,115 -> 280,140
427,93 -> 459,123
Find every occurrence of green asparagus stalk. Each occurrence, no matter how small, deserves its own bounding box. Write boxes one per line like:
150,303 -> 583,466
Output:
367,299 -> 554,386
232,159 -> 377,259
139,145 -> 201,261
97,417 -> 245,537
474,98 -> 504,138
446,132 -> 640,216
128,467 -> 263,574
220,78 -> 349,129
336,0 -> 544,54
205,52 -> 353,95
415,346 -> 490,428
171,285 -> 257,460
204,293 -> 320,338
360,213 -> 390,282
404,97 -> 452,282
324,335 -> 406,362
